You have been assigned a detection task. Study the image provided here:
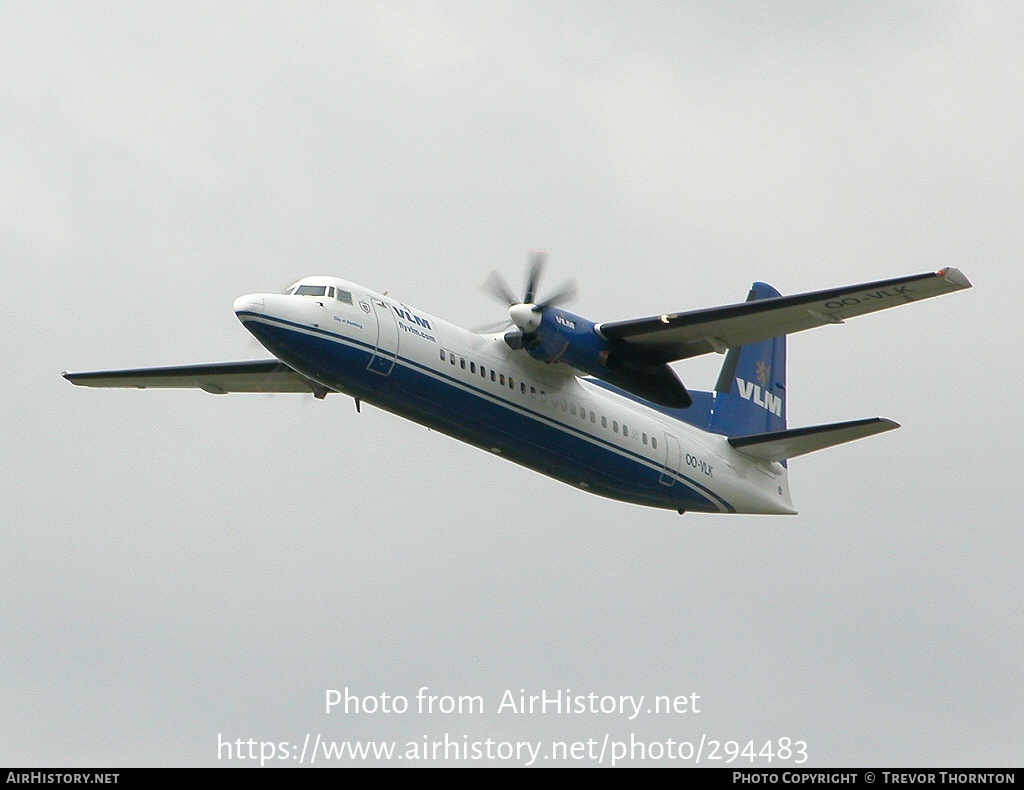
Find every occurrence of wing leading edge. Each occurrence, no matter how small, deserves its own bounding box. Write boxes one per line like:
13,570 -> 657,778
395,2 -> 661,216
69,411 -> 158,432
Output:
62,360 -> 330,396
597,268 -> 972,363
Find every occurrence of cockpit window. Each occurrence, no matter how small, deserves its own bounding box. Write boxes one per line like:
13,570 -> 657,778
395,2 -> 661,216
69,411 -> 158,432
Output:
284,283 -> 351,301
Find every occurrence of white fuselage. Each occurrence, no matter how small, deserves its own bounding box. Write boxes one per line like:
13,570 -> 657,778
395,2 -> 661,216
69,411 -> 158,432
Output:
234,277 -> 796,515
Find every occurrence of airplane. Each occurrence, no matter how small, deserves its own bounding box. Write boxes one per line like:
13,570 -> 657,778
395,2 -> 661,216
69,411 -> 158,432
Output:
63,256 -> 971,515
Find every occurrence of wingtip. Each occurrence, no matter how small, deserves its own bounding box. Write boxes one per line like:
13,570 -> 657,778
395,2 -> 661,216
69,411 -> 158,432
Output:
937,267 -> 972,289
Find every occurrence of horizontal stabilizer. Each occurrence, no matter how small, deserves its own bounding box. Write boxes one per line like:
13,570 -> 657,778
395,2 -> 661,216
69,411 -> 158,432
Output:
63,360 -> 329,395
728,417 -> 900,462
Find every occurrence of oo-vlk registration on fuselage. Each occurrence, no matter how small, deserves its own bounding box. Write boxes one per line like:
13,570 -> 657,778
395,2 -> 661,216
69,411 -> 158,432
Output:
64,256 -> 971,515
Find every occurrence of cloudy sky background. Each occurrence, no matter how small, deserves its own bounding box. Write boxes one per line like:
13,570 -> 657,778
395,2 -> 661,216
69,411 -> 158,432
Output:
2,2 -> 1020,766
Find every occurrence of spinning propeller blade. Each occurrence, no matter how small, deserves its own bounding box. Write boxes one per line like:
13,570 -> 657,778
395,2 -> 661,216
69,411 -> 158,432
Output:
477,251 -> 577,335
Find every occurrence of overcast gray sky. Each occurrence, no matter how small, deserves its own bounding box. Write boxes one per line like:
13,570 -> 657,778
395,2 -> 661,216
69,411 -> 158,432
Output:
2,1 -> 1021,767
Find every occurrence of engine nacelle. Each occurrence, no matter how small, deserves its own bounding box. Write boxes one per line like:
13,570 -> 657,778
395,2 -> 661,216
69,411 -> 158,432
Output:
506,306 -> 692,408
519,308 -> 610,374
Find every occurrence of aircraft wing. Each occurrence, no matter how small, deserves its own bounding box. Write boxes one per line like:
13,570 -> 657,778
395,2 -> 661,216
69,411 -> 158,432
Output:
597,268 -> 971,362
63,359 -> 329,395
728,417 -> 900,463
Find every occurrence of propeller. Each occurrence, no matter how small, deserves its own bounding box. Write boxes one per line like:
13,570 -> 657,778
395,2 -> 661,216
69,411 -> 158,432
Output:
476,251 -> 578,335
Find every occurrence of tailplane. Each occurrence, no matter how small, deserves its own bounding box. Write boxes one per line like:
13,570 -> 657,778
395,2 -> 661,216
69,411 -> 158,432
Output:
728,417 -> 899,462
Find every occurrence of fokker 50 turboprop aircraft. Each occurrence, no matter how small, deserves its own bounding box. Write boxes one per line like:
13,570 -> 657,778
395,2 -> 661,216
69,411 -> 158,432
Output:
64,256 -> 971,514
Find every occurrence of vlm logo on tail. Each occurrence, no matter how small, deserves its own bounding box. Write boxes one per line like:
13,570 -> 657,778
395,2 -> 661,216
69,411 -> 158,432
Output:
736,360 -> 783,417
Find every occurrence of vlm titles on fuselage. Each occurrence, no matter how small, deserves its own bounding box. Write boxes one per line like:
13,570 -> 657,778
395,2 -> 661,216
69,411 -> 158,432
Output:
63,257 -> 972,515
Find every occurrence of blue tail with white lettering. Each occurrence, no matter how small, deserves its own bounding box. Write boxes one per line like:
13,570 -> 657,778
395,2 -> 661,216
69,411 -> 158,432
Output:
709,282 -> 787,437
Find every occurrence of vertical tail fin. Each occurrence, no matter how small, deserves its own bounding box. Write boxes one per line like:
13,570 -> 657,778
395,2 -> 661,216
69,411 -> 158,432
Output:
710,282 -> 787,437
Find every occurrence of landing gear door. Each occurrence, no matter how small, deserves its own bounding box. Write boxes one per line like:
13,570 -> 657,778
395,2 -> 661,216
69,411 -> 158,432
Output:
368,299 -> 400,376
660,433 -> 682,486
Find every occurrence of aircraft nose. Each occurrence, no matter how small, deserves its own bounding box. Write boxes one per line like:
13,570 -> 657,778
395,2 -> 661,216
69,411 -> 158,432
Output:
233,294 -> 265,316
